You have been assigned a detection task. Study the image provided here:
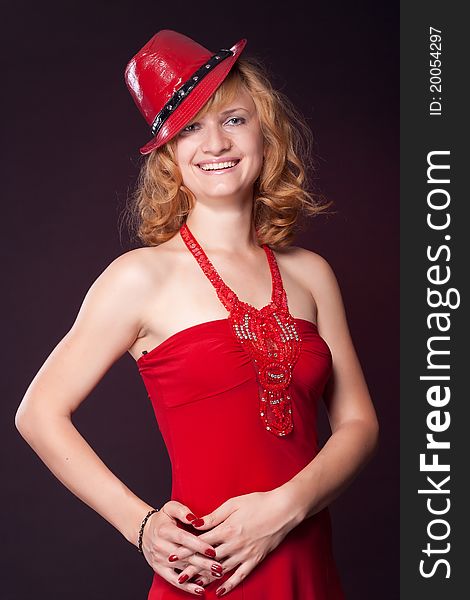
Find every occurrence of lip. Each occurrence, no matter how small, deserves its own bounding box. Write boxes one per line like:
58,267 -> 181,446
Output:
195,158 -> 241,174
197,157 -> 241,166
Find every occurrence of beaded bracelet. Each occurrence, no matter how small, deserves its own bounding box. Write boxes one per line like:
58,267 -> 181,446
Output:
138,508 -> 159,554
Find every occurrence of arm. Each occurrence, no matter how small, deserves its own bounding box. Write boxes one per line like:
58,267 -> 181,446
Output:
15,250 -> 155,547
279,251 -> 380,522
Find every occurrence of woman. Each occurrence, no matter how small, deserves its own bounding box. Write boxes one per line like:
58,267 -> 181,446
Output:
15,30 -> 379,599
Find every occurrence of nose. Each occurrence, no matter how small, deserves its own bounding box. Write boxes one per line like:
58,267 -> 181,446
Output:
201,123 -> 231,155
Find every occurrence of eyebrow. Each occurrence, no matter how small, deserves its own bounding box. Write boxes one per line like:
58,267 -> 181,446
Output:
185,106 -> 250,127
220,107 -> 250,116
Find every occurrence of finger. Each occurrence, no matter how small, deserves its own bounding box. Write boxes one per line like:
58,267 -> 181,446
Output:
198,540 -> 231,565
214,560 -> 254,597
175,565 -> 222,586
160,566 -> 206,596
142,506 -> 210,567
165,545 -> 223,571
175,564 -> 200,586
191,525 -> 231,548
177,568 -> 214,588
161,500 -> 200,527
186,534 -> 239,579
192,499 -> 237,531
195,541 -> 243,579
187,565 -> 224,586
159,521 -> 219,563
168,553 -> 226,578
189,571 -> 213,587
187,571 -> 207,587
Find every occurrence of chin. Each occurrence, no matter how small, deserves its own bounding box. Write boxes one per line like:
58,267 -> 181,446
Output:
189,183 -> 250,199
205,188 -> 249,200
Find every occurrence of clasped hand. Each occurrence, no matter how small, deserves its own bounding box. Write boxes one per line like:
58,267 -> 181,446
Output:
142,487 -> 302,596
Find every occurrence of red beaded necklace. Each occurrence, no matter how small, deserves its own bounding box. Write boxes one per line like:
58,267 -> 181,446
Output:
180,222 -> 302,437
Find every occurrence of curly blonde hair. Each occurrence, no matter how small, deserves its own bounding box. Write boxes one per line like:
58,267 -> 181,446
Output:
124,56 -> 334,248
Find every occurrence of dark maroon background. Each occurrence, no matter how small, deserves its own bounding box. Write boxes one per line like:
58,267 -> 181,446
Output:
2,1 -> 398,598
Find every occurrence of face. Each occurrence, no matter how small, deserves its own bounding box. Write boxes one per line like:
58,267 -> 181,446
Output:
173,87 -> 264,204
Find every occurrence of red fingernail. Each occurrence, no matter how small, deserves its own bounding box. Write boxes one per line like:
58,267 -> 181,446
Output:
195,588 -> 205,595
211,564 -> 223,574
216,588 -> 226,597
186,513 -> 197,521
195,579 -> 204,586
204,548 -> 216,558
192,518 -> 204,527
168,554 -> 178,562
178,574 -> 189,584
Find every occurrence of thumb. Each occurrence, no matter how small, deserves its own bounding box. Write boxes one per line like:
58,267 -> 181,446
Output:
161,500 -> 199,525
192,499 -> 236,530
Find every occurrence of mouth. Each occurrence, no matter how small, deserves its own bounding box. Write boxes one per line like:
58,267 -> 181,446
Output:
196,159 -> 241,173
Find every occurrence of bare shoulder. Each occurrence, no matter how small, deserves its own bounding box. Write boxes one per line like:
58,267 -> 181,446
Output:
98,246 -> 156,289
273,244 -> 331,266
286,246 -> 349,343
93,241 -> 175,297
274,244 -> 338,296
68,243 -> 174,344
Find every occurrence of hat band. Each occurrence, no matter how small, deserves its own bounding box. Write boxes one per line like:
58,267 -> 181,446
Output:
150,48 -> 234,138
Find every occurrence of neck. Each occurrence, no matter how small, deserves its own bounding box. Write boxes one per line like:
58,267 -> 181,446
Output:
183,200 -> 260,254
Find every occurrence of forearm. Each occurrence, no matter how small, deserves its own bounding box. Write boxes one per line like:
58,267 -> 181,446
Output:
16,410 -> 154,547
279,419 -> 379,522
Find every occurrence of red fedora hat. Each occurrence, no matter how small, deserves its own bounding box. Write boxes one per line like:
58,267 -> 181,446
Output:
124,30 -> 247,155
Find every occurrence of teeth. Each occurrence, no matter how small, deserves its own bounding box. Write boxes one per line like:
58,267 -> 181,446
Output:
199,160 -> 238,171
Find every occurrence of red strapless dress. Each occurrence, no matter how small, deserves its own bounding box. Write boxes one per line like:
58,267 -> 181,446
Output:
137,224 -> 345,599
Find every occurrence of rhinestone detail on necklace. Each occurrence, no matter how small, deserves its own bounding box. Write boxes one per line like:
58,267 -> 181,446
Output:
180,222 -> 302,437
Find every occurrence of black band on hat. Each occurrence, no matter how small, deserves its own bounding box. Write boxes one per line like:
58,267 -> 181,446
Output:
150,48 -> 234,137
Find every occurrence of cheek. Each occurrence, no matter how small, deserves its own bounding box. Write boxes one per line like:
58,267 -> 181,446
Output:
251,131 -> 265,161
174,146 -> 195,182
174,140 -> 191,165
252,138 -> 265,170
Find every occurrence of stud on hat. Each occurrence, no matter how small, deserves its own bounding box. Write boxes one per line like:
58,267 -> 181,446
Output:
124,30 -> 247,155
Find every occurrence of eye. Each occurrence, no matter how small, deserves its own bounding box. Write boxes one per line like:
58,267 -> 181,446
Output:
225,116 -> 245,126
181,122 -> 199,134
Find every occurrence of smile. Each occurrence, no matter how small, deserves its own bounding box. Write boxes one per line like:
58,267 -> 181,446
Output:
197,159 -> 240,172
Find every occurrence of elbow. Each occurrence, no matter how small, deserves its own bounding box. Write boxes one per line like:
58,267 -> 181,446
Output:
15,398 -> 71,442
353,416 -> 380,459
15,399 -> 48,442
333,415 -> 380,460
15,404 -> 35,441
367,418 -> 380,458
15,401 -> 27,433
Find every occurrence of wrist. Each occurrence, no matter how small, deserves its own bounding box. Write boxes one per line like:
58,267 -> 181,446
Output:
137,508 -> 159,553
122,498 -> 157,548
275,480 -> 309,528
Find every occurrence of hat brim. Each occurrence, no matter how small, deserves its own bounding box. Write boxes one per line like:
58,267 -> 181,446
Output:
139,38 -> 247,155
